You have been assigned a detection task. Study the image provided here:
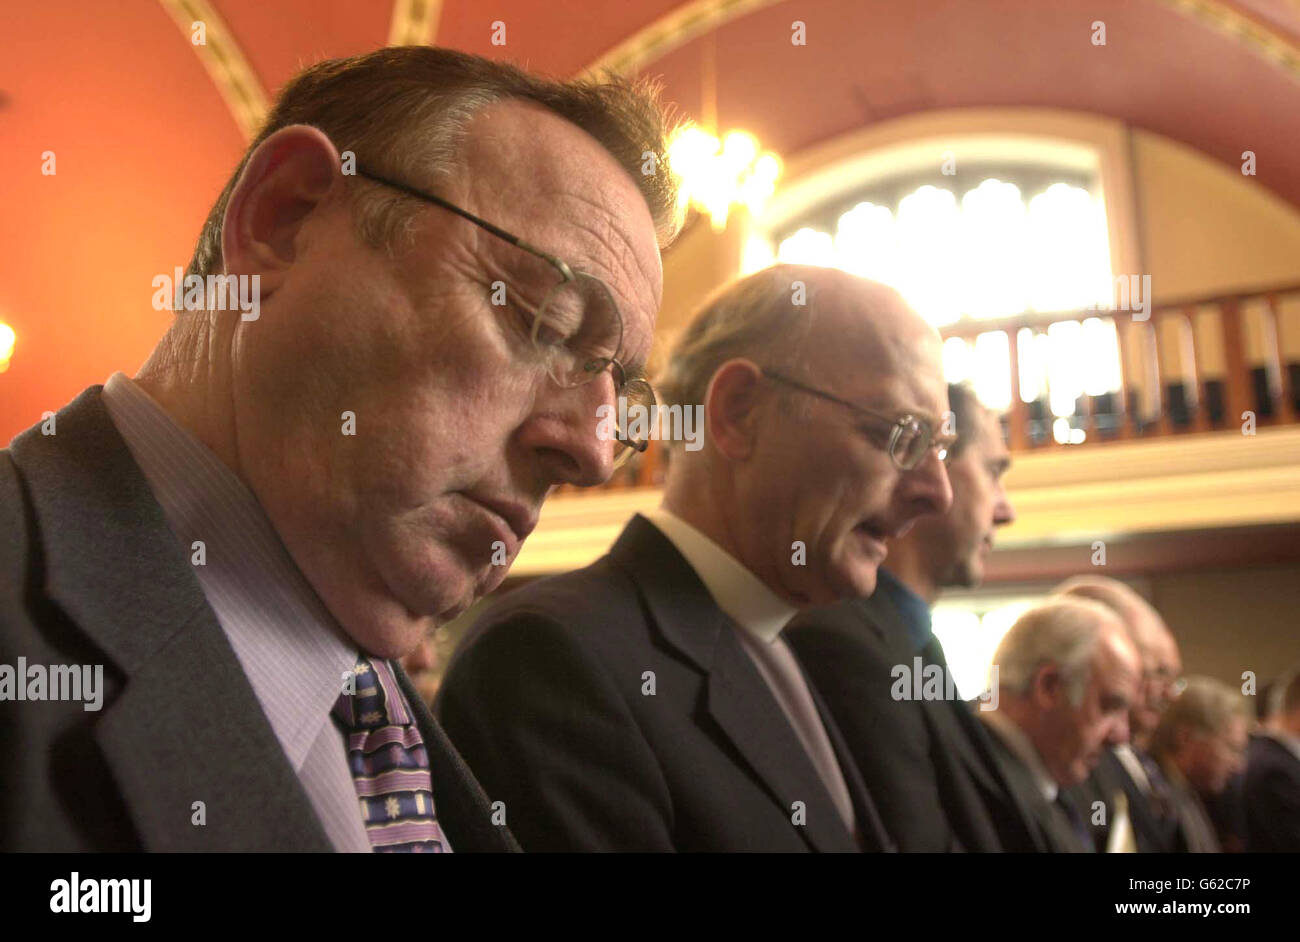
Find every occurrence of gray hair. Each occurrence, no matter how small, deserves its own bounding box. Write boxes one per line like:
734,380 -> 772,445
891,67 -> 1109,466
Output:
188,46 -> 683,281
655,264 -> 839,441
1148,676 -> 1246,759
1055,575 -> 1165,655
994,598 -> 1121,706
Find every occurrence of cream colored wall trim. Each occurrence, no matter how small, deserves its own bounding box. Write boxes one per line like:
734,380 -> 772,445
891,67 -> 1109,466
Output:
512,487 -> 662,576
388,0 -> 440,47
158,0 -> 269,140
756,108 -> 1143,289
1158,0 -> 1300,81
998,425 -> 1300,546
512,426 -> 1300,575
582,0 -> 782,76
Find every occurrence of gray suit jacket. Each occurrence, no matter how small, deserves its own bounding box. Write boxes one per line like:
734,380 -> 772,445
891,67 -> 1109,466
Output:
438,515 -> 893,852
0,386 -> 517,852
980,720 -> 1092,853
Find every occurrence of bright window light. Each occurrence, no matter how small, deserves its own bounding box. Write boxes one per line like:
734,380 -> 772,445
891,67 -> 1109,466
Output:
765,172 -> 1116,415
931,599 -> 1038,700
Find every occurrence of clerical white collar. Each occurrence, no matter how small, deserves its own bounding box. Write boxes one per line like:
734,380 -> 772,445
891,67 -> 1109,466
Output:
645,508 -> 796,644
981,709 -> 1059,802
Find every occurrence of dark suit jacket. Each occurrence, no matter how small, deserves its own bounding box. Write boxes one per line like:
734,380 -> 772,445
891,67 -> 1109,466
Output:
0,386 -> 516,852
1070,747 -> 1181,853
436,515 -> 893,852
786,594 -> 1041,852
980,719 -> 1093,853
1243,733 -> 1300,852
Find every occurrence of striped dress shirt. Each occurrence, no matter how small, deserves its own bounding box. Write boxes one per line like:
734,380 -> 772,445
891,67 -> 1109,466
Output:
101,371 -> 388,852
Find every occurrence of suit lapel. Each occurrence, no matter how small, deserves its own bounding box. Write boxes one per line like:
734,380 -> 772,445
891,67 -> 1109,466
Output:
393,662 -> 518,852
706,631 -> 858,852
800,661 -> 895,851
93,605 -> 333,851
921,638 -> 1012,796
612,516 -> 857,852
864,592 -> 1003,793
10,387 -> 332,851
980,723 -> 1067,853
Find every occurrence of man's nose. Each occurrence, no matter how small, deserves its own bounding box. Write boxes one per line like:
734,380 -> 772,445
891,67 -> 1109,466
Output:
994,486 -> 1017,527
1107,711 -> 1131,746
527,373 -> 618,488
900,448 -> 953,518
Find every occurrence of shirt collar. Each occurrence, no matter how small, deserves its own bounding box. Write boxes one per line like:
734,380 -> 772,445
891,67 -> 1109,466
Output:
644,508 -> 797,644
874,567 -> 932,653
101,372 -> 358,771
981,709 -> 1059,802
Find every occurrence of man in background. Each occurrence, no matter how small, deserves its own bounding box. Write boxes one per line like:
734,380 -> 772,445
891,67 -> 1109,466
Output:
438,265 -> 953,851
1059,576 -> 1184,852
1147,676 -> 1249,852
979,598 -> 1142,852
787,383 -> 1039,851
1244,664 -> 1300,852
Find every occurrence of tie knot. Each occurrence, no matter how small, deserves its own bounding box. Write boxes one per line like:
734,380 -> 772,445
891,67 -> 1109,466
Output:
333,658 -> 409,731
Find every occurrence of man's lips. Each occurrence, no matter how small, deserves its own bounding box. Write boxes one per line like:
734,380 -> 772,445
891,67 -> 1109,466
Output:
461,492 -> 538,545
855,520 -> 914,543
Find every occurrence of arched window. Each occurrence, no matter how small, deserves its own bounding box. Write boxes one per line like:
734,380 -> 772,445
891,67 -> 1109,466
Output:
747,136 -> 1131,445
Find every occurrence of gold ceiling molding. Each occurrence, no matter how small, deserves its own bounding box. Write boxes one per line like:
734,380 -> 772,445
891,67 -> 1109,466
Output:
582,0 -> 783,76
388,0 -> 441,47
158,0 -> 269,140
1158,0 -> 1300,80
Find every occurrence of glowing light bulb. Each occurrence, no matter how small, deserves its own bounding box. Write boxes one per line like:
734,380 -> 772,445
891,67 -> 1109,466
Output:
0,322 -> 15,373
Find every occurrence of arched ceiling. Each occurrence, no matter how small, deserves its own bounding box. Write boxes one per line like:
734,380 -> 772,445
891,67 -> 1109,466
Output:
2,0 -> 1298,443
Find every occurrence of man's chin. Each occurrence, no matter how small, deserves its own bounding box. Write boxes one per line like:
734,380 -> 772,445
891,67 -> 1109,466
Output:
828,558 -> 880,602
331,595 -> 435,660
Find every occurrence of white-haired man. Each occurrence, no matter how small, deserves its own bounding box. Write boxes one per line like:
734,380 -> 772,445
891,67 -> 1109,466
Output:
1058,576 -> 1184,852
980,598 -> 1142,852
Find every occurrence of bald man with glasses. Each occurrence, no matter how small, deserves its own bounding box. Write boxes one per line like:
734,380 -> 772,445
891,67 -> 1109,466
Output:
437,264 -> 954,851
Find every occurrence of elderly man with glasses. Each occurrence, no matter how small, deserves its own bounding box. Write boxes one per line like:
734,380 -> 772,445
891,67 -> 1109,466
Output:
0,47 -> 678,852
437,264 -> 954,851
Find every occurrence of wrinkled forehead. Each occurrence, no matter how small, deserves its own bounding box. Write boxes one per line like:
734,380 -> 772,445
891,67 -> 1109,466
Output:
458,103 -> 661,275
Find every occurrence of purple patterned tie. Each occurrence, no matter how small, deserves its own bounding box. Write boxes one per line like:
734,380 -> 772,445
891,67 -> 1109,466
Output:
332,657 -> 451,852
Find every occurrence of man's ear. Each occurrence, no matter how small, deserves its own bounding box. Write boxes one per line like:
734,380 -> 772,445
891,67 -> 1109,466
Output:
704,359 -> 766,461
1031,662 -> 1064,710
221,125 -> 342,293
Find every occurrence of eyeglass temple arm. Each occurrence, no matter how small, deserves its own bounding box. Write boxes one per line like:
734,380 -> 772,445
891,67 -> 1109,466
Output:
353,167 -> 574,282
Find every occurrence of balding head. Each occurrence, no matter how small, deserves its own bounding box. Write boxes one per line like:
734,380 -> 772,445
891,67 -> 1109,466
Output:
1056,576 -> 1181,749
658,264 -> 952,606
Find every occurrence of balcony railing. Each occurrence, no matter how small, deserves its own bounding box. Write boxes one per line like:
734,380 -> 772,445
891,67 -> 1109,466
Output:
560,282 -> 1300,495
